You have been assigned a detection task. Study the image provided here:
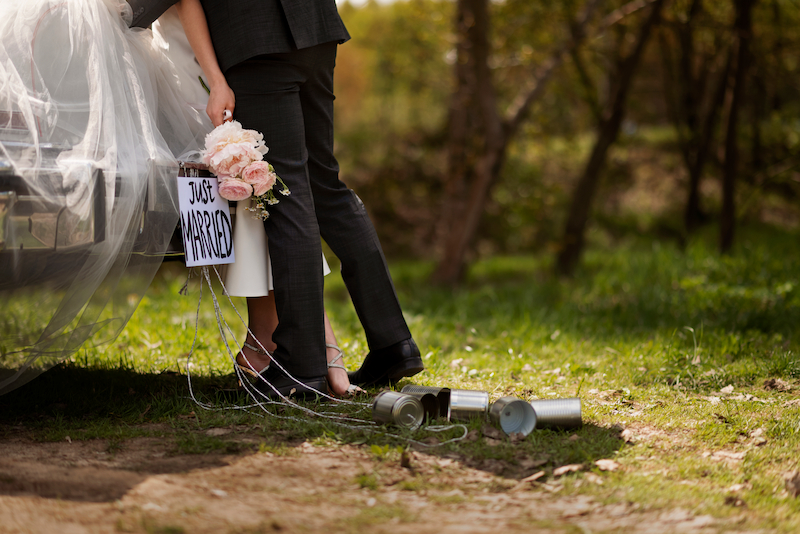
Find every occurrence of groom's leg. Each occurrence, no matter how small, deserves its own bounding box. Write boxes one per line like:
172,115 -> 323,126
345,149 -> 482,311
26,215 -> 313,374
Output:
299,43 -> 411,350
225,55 -> 326,380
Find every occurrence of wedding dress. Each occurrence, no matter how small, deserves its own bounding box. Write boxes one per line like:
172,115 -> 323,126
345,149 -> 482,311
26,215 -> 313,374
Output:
153,7 -> 331,298
0,0 -> 210,394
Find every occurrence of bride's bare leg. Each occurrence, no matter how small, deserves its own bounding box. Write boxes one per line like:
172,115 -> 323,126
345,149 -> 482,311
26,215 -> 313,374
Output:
238,295 -> 277,372
324,310 -> 357,396
241,295 -> 356,395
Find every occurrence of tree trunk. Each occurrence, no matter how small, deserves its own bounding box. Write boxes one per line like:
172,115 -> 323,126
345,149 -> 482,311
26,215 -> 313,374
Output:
433,0 -> 502,284
685,50 -> 732,232
720,0 -> 756,254
556,0 -> 665,277
433,0 -> 604,285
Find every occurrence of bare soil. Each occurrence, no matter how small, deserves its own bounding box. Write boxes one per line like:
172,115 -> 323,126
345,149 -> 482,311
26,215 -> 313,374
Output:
0,427 -> 748,534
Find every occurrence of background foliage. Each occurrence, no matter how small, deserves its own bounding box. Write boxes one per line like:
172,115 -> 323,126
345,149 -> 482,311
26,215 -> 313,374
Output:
332,0 -> 800,264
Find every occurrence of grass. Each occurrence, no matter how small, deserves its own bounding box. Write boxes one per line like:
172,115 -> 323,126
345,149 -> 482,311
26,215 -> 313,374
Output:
2,223 -> 800,531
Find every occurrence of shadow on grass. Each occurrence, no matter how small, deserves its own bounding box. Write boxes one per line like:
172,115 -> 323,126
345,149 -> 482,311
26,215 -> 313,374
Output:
0,364 -> 626,499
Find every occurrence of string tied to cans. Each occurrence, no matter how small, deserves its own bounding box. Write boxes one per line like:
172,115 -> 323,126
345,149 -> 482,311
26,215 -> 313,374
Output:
182,266 -> 472,448
181,266 -> 582,445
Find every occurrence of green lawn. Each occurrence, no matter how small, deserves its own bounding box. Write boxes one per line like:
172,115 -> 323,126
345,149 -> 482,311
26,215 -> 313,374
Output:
2,223 -> 800,532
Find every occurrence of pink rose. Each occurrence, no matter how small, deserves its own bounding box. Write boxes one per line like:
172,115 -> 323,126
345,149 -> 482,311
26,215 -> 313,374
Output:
206,142 -> 263,178
217,178 -> 253,201
241,161 -> 277,196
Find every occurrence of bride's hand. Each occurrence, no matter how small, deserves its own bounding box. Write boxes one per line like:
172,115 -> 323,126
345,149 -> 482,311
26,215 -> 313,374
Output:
207,82 -> 235,127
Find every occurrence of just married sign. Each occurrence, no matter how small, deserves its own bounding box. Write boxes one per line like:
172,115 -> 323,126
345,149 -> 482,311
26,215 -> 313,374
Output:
177,171 -> 235,267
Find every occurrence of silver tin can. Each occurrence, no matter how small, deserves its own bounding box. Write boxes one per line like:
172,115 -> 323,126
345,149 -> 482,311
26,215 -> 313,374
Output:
400,385 -> 451,419
372,391 -> 425,430
529,398 -> 582,429
448,389 -> 490,421
489,396 -> 537,437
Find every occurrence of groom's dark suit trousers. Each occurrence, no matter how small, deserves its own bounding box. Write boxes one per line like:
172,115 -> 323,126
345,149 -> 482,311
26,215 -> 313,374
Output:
225,44 -> 411,379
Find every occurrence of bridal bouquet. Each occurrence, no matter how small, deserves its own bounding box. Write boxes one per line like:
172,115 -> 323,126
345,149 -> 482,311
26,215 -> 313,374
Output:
201,120 -> 290,220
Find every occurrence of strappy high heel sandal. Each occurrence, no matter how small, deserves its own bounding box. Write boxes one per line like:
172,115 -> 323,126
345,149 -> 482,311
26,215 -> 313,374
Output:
235,341 -> 271,386
326,343 -> 364,397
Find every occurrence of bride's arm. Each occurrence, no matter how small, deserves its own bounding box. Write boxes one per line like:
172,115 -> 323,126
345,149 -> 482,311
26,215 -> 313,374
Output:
174,0 -> 234,127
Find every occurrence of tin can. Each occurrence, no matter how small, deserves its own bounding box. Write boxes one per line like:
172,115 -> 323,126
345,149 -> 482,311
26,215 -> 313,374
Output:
489,396 -> 537,437
372,391 -> 425,430
529,398 -> 582,429
400,385 -> 451,419
448,389 -> 490,422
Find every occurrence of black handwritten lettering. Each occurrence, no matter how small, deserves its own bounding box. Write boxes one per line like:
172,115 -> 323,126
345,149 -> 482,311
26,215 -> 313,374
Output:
188,178 -> 217,205
201,211 -> 217,257
180,178 -> 233,265
191,211 -> 206,259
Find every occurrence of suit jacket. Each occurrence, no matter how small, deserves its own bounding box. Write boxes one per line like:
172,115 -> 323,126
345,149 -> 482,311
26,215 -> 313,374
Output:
126,0 -> 178,28
200,0 -> 350,72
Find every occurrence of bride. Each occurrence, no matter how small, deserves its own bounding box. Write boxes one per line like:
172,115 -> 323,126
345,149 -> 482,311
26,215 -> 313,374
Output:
155,5 -> 360,397
0,0 -> 358,397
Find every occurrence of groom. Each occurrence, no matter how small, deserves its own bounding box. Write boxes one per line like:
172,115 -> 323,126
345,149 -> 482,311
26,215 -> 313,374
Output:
129,0 -> 423,395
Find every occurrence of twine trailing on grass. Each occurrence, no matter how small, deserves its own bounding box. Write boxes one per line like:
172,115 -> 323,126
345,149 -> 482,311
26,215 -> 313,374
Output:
183,266 -> 469,448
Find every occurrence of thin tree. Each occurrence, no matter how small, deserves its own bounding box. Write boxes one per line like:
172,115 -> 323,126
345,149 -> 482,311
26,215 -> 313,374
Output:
658,0 -> 732,234
556,0 -> 666,277
720,0 -> 756,253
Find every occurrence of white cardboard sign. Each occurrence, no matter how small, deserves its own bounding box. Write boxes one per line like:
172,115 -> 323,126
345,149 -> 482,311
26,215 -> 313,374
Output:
177,176 -> 235,267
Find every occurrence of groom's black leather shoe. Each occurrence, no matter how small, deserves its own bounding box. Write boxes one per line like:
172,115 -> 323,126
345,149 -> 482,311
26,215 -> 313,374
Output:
348,338 -> 424,388
253,364 -> 329,400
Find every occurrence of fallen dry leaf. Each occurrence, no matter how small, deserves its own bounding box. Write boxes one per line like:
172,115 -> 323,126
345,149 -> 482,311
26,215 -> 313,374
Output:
519,458 -> 548,470
464,429 -> 480,442
711,451 -> 746,462
520,470 -> 546,483
782,399 -> 800,407
509,432 -> 526,444
205,428 -> 231,437
729,393 -> 771,403
595,459 -> 621,472
784,472 -> 800,497
584,472 -> 604,485
764,378 -> 792,391
724,495 -> 746,507
748,428 -> 767,446
720,385 -> 734,395
620,429 -> 636,443
541,482 -> 563,492
553,464 -> 583,476
481,424 -> 506,441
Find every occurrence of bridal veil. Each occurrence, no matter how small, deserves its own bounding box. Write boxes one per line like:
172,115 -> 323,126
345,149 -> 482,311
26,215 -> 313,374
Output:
0,0 -> 211,393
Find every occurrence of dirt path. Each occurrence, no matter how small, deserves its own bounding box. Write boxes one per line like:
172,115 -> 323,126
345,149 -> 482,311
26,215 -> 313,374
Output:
0,428 -> 744,534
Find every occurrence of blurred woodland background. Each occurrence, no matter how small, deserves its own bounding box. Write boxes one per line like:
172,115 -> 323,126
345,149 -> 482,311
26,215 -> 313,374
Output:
330,0 -> 800,284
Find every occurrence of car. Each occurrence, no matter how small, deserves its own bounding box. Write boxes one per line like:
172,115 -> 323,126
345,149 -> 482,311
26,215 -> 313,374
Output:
0,0 -> 210,394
